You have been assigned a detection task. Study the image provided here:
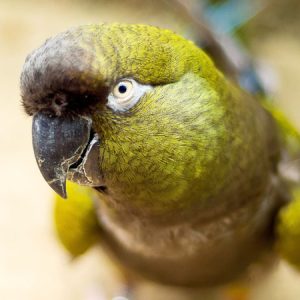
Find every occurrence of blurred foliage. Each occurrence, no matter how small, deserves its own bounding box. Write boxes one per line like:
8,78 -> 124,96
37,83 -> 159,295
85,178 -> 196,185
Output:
237,0 -> 300,39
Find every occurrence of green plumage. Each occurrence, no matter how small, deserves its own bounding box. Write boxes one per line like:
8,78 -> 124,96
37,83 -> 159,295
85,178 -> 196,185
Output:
70,24 -> 279,218
276,188 -> 300,268
54,181 -> 100,257
22,23 -> 300,289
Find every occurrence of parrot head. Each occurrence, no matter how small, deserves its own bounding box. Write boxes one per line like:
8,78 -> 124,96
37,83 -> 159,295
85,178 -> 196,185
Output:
21,24 -> 270,217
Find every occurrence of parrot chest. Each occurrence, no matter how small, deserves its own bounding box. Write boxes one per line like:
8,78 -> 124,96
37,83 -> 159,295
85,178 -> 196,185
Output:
96,182 -> 281,286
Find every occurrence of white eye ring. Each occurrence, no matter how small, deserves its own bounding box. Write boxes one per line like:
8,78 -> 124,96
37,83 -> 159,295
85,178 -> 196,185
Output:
107,79 -> 152,112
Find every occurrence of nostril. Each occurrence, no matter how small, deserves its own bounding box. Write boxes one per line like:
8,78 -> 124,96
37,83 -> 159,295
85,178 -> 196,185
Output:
54,98 -> 63,106
49,93 -> 69,116
53,93 -> 67,107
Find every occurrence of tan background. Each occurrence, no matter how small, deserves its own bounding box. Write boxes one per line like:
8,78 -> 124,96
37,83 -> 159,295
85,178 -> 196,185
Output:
1,0 -> 300,299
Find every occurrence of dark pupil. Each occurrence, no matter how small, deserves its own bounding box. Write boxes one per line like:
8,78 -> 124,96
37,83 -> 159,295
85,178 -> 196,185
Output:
118,84 -> 127,94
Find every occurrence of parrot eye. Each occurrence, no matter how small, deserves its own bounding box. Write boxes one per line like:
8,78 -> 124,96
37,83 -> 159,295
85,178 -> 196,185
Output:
113,80 -> 134,99
107,78 -> 152,112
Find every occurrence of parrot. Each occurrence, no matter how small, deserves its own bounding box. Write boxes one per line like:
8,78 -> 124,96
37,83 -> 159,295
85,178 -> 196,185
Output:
20,23 -> 300,299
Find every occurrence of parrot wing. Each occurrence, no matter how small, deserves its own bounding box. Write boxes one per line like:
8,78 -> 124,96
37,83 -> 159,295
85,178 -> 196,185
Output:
54,181 -> 101,257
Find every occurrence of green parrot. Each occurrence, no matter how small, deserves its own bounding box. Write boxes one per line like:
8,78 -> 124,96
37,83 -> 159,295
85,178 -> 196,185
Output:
20,23 -> 300,298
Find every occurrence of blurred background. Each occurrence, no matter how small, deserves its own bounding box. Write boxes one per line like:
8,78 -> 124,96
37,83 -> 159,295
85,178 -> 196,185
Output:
0,0 -> 300,299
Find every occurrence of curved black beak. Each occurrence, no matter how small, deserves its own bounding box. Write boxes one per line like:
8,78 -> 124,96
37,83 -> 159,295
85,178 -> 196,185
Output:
32,113 -> 102,198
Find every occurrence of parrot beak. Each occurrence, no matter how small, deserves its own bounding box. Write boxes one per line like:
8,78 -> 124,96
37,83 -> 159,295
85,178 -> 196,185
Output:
32,113 -> 103,198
